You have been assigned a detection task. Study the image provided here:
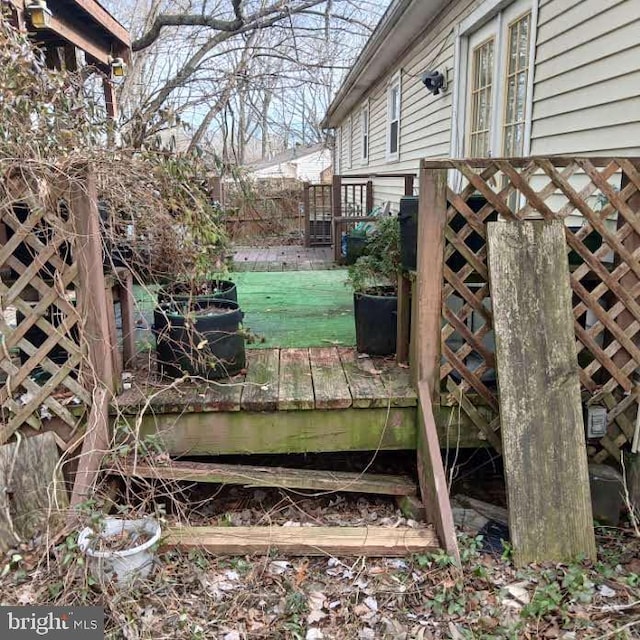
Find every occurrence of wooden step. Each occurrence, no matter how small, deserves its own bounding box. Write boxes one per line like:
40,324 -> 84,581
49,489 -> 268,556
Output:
163,525 -> 438,556
120,458 -> 418,496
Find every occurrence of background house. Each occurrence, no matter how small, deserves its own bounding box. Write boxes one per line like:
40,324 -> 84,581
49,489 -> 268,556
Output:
248,143 -> 332,183
322,0 -> 640,211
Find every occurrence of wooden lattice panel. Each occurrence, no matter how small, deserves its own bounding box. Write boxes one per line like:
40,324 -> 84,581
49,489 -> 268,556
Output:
0,197 -> 89,443
423,157 -> 640,461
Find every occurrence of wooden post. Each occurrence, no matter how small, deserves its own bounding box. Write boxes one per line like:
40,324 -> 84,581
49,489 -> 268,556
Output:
118,270 -> 136,368
303,182 -> 311,248
103,77 -> 118,120
69,165 -> 115,511
411,165 -> 448,396
366,180 -> 374,214
412,163 -> 459,562
63,45 -> 79,71
106,284 -> 122,382
404,175 -> 415,197
103,77 -> 117,148
210,176 -> 222,203
487,220 -> 596,566
624,452 -> 640,518
396,273 -> 411,364
332,175 -> 343,262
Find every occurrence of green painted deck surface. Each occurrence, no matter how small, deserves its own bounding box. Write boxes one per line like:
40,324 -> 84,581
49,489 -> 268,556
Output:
132,270 -> 355,350
232,270 -> 355,349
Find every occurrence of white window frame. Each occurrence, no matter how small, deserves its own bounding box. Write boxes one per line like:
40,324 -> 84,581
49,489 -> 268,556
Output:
360,100 -> 370,165
386,70 -> 402,162
450,0 -> 539,160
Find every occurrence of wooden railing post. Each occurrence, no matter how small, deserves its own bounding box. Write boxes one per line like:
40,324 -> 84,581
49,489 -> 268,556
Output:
404,174 -> 415,196
332,175 -> 343,262
411,165 -> 447,397
366,179 -> 374,214
69,164 -> 115,511
303,182 -> 311,248
412,162 -> 458,562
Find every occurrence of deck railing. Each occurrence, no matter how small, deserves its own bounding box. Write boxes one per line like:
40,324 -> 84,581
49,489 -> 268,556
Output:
408,156 -> 640,463
302,172 -> 417,258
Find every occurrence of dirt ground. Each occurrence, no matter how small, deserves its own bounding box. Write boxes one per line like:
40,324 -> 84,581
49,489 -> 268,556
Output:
1,484 -> 639,640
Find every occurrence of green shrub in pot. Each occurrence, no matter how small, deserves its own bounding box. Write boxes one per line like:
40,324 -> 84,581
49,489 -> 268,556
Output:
346,215 -> 401,355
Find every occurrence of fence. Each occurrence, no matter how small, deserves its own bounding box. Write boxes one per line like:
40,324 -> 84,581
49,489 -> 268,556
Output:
225,182 -> 304,243
0,164 -> 129,505
409,156 -> 640,463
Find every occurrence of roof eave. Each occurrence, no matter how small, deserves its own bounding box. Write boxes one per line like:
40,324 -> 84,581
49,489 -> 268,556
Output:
322,0 -> 447,129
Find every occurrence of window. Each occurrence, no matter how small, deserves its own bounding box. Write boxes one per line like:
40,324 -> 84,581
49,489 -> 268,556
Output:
361,102 -> 369,163
456,0 -> 534,159
502,12 -> 531,157
387,72 -> 401,160
469,37 -> 495,157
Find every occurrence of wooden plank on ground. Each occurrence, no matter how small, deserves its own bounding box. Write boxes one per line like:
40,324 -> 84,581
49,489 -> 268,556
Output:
120,458 -> 417,496
241,349 -> 280,411
163,525 -> 438,556
338,348 -> 389,408
0,431 -> 68,552
309,347 -> 352,409
278,348 -> 314,410
487,220 -> 596,566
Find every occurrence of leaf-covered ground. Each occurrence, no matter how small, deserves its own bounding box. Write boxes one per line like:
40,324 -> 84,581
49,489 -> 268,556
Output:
1,488 -> 639,639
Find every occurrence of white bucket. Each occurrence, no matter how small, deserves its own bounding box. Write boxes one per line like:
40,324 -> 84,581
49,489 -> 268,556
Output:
78,517 -> 161,586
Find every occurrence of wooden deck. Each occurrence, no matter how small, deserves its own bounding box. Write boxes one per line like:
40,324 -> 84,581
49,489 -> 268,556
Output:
114,347 -> 488,455
232,245 -> 334,271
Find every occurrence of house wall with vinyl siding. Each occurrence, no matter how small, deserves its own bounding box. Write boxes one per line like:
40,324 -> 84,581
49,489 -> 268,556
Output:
333,0 -> 640,212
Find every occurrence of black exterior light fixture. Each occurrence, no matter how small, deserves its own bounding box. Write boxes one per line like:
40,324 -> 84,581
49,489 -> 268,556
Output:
421,70 -> 447,95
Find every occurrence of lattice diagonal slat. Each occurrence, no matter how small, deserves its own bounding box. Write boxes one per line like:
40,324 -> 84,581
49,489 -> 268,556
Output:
0,198 -> 85,442
422,156 -> 640,461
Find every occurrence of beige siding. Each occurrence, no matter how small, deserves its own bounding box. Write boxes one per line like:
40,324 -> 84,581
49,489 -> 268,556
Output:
334,0 -> 640,211
531,0 -> 640,155
337,0 -> 481,210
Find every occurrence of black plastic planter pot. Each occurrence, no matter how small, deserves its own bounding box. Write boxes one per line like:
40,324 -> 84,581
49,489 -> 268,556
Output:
158,279 -> 238,306
354,289 -> 398,356
153,299 -> 246,380
399,196 -> 419,272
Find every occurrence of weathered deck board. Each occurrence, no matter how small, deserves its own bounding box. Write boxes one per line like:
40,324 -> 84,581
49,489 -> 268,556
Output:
375,358 -> 417,407
163,525 -> 438,556
241,349 -> 280,411
278,349 -> 315,410
120,458 -> 417,495
115,375 -> 246,414
309,347 -> 352,409
338,348 -> 389,408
